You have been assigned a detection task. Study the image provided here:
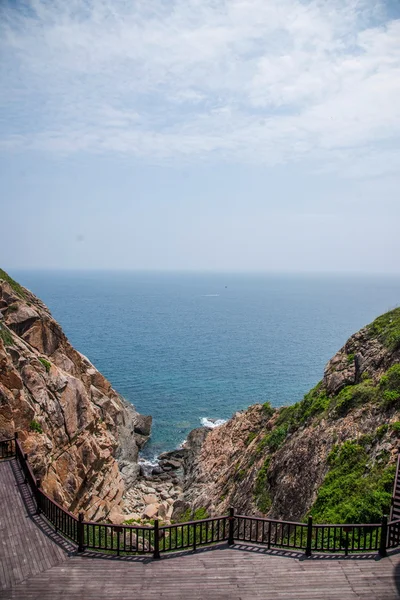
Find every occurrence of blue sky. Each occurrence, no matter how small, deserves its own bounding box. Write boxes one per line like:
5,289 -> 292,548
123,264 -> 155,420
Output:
1,0 -> 400,272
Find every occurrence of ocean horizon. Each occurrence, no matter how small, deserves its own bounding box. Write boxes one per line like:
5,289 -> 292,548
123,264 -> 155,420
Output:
10,269 -> 400,458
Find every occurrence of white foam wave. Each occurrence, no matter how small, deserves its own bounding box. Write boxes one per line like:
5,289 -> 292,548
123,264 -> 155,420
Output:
178,439 -> 187,449
139,457 -> 159,467
200,417 -> 227,429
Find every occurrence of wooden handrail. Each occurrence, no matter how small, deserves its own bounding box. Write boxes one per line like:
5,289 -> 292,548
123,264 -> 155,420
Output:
1,434 -> 397,559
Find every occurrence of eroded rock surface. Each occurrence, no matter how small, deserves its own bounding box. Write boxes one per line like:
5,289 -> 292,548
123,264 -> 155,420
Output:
0,272 -> 151,521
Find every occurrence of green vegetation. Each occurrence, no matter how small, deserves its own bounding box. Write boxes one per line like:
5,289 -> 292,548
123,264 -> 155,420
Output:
246,432 -> 257,445
357,433 -> 374,447
310,440 -> 393,524
177,507 -> 209,523
0,268 -> 26,299
30,420 -> 43,434
257,425 -> 288,455
254,458 -> 272,512
380,364 -> 400,409
347,353 -> 355,363
39,357 -> 51,373
333,381 -> 377,416
0,326 -> 13,346
368,307 -> 400,351
276,382 -> 329,430
376,424 -> 388,440
391,421 -> 400,434
7,304 -> 18,313
262,401 -> 274,419
264,425 -> 288,452
234,468 -> 246,482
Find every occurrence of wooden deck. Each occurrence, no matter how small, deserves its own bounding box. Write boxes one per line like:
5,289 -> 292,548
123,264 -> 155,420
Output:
1,459 -> 400,600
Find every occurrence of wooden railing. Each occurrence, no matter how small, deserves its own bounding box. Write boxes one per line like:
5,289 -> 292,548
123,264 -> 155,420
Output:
0,435 -> 395,559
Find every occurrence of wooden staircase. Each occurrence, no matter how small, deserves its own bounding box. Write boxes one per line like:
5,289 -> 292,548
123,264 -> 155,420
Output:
391,452 -> 400,522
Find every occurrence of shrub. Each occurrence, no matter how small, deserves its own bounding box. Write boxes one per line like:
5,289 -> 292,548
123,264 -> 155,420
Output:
376,424 -> 388,440
178,507 -> 208,523
310,440 -> 393,524
39,357 -> 51,373
379,365 -> 400,409
368,308 -> 400,351
30,420 -> 43,434
265,425 -> 288,451
357,433 -> 374,447
391,422 -> 400,434
275,381 -> 329,430
261,401 -> 274,420
333,382 -> 377,416
257,425 -> 288,454
347,353 -> 355,363
254,458 -> 272,512
380,364 -> 400,391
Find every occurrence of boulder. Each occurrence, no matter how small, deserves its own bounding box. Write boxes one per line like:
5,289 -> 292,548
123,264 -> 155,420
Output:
134,414 -> 152,437
108,507 -> 127,525
143,494 -> 158,505
157,503 -> 167,520
158,448 -> 188,461
143,504 -> 159,519
159,458 -> 182,470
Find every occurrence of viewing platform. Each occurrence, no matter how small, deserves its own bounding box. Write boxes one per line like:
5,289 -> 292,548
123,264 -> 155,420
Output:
1,455 -> 400,599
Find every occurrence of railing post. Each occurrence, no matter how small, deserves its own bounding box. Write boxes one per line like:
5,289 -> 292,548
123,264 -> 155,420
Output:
305,516 -> 313,557
78,513 -> 85,553
23,454 -> 28,483
379,516 -> 388,558
153,519 -> 160,559
228,507 -> 235,546
193,522 -> 197,552
36,479 -> 41,515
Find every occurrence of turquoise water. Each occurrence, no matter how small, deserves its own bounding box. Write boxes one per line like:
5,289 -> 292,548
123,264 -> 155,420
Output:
13,270 -> 400,458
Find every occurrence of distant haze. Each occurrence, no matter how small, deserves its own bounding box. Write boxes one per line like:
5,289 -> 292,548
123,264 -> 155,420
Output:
1,1 -> 400,273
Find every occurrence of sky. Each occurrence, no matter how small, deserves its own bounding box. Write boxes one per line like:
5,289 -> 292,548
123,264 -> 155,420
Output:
1,0 -> 400,273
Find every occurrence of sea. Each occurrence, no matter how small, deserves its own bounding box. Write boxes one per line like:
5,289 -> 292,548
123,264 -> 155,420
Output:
12,270 -> 400,459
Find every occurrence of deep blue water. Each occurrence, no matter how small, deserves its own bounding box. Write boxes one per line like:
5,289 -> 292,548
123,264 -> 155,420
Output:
11,270 -> 400,458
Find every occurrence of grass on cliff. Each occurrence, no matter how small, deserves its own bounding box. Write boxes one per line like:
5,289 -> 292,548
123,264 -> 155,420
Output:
274,382 -> 330,430
0,268 -> 26,299
310,440 -> 394,524
367,307 -> 400,351
254,458 -> 272,512
30,420 -> 43,434
0,325 -> 13,346
39,357 -> 51,373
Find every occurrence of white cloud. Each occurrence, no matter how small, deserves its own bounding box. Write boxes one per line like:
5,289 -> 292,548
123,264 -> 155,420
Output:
0,0 -> 399,175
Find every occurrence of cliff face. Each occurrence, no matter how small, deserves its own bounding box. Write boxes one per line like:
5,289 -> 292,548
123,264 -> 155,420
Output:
0,269 -> 151,520
182,309 -> 400,524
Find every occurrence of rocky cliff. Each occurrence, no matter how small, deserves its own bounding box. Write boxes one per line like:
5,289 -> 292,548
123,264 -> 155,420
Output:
182,308 -> 400,524
0,269 -> 151,521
